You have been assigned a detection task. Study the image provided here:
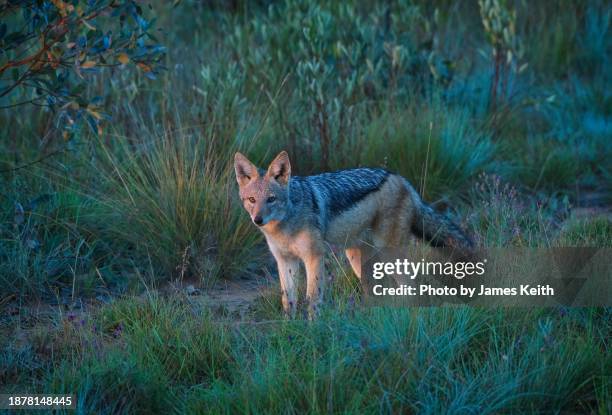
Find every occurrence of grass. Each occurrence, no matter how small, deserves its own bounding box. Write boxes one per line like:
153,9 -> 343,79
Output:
361,102 -> 495,201
2,294 -> 609,413
0,0 -> 610,413
90,128 -> 264,283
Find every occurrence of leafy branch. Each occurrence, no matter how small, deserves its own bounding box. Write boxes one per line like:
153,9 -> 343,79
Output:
0,0 -> 166,136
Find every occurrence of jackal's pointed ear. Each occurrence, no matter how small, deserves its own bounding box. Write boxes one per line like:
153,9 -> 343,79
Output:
266,151 -> 291,185
234,152 -> 258,187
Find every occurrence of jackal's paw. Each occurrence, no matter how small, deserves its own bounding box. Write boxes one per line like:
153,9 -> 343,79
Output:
281,298 -> 296,319
283,309 -> 296,320
307,303 -> 321,320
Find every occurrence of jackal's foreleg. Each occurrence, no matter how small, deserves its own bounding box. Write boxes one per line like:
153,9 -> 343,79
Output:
304,254 -> 325,320
276,256 -> 299,319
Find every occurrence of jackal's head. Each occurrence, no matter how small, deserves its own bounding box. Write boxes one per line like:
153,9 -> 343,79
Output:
234,151 -> 291,227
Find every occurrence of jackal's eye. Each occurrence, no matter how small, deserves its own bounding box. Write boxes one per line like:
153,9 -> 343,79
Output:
267,196 -> 276,203
248,197 -> 256,204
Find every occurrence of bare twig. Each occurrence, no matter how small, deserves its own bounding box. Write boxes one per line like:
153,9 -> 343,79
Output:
0,148 -> 66,174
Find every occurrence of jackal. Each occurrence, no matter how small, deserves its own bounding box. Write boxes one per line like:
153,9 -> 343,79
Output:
234,151 -> 474,318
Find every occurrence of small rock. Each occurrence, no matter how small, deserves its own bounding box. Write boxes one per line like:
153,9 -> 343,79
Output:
186,285 -> 201,296
69,298 -> 83,310
14,202 -> 25,226
96,294 -> 112,304
25,238 -> 41,250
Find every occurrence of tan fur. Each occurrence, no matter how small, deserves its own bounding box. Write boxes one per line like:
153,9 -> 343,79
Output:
327,175 -> 417,247
264,226 -> 326,318
335,176 -> 419,285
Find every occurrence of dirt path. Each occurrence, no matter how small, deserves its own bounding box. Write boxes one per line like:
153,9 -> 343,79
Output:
170,273 -> 278,319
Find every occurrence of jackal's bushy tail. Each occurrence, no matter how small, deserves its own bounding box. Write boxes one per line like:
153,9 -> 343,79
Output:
412,202 -> 475,254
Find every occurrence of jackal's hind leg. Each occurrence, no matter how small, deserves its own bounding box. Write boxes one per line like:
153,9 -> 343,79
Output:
345,247 -> 362,281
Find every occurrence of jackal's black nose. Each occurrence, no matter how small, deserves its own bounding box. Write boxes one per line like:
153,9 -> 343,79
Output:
253,216 -> 263,226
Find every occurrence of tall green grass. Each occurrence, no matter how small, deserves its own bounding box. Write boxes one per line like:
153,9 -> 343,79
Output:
361,102 -> 495,201
89,127 -> 264,283
0,118 -> 266,299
